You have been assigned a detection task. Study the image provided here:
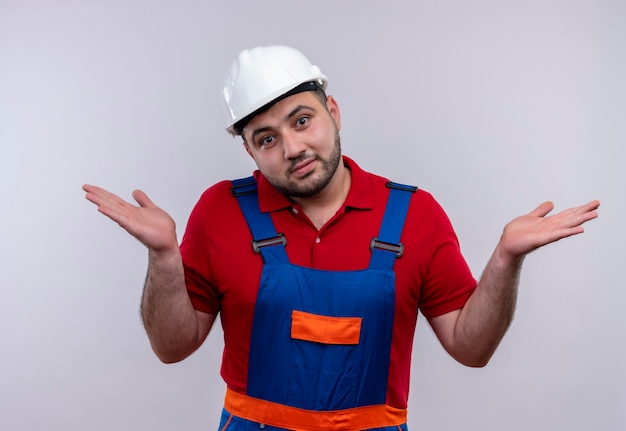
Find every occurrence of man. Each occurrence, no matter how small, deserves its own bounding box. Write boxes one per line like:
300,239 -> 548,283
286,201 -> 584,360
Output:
83,45 -> 599,431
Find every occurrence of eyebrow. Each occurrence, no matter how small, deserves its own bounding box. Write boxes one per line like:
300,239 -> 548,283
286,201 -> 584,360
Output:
250,104 -> 316,143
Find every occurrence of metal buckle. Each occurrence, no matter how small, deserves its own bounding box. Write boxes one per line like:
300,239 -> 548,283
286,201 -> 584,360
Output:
370,237 -> 404,257
385,181 -> 417,192
231,180 -> 258,197
252,233 -> 286,253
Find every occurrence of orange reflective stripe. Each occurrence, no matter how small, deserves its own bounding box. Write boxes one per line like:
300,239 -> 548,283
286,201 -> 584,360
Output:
291,310 -> 362,345
220,412 -> 233,431
224,388 -> 407,431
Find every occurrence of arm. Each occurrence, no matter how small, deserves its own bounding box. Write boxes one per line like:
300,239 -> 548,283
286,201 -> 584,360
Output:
141,246 -> 216,363
429,200 -> 600,367
83,184 -> 215,363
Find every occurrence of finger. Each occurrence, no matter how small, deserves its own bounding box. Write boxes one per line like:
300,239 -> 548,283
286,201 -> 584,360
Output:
83,184 -> 133,223
83,184 -> 118,206
528,201 -> 555,218
567,200 -> 600,215
132,189 -> 156,208
573,203 -> 600,225
558,200 -> 600,225
82,183 -> 103,200
83,184 -> 114,196
581,199 -> 601,213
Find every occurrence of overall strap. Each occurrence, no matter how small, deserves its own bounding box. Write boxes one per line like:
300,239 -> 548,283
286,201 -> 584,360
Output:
231,176 -> 289,264
369,181 -> 417,270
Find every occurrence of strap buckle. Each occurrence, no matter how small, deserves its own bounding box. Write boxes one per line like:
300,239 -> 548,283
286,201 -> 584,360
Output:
370,237 -> 404,258
252,233 -> 286,253
386,181 -> 417,193
231,178 -> 258,197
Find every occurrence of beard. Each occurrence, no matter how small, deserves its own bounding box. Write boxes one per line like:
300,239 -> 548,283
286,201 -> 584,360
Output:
264,131 -> 342,198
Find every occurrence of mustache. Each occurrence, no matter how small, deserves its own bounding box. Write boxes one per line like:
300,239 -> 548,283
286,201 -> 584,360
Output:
288,153 -> 317,171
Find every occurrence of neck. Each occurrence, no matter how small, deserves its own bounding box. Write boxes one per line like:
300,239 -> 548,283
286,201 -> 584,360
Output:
292,163 -> 351,230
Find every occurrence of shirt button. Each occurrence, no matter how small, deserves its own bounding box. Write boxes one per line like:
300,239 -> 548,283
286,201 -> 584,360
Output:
292,208 -> 299,214
315,237 -> 321,244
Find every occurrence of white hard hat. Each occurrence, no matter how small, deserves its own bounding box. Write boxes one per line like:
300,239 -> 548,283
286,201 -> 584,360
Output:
222,45 -> 328,136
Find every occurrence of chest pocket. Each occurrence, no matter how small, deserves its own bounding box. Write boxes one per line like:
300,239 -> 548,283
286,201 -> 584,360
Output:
291,310 -> 362,345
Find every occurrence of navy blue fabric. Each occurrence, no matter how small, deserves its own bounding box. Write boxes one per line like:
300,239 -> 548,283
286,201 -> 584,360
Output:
369,184 -> 414,270
231,177 -> 289,263
232,177 -> 414,412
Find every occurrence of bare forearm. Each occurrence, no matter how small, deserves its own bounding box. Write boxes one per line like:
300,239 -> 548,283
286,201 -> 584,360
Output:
82,184 -> 210,362
431,200 -> 599,367
141,249 -> 202,363
453,246 -> 522,366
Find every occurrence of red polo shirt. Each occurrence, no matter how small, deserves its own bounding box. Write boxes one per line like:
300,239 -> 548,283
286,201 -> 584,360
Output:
181,156 -> 476,409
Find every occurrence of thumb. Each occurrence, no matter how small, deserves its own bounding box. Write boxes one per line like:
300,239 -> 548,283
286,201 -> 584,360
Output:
529,201 -> 554,218
132,189 -> 156,208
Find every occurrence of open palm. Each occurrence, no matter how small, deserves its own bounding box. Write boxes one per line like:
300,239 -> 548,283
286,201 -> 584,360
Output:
499,200 -> 600,260
83,184 -> 178,253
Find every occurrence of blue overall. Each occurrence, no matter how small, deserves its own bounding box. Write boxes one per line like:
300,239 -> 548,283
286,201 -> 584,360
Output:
219,176 -> 415,431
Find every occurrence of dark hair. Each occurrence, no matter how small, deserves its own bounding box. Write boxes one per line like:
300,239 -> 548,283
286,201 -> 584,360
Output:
234,82 -> 328,136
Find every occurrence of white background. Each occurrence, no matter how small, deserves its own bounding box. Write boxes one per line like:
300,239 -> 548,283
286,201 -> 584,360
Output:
1,1 -> 624,430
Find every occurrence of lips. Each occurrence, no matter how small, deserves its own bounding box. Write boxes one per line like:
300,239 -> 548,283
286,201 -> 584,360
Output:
290,158 -> 316,176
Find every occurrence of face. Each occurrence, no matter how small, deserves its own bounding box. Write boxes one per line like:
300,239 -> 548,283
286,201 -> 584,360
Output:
242,91 -> 342,198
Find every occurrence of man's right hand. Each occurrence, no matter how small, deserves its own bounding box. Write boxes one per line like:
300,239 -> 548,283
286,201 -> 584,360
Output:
82,184 -> 178,254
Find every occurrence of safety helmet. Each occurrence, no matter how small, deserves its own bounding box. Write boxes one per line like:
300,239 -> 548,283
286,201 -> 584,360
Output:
222,45 -> 328,136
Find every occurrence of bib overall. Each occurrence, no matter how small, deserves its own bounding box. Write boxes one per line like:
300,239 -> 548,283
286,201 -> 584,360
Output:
219,177 -> 416,431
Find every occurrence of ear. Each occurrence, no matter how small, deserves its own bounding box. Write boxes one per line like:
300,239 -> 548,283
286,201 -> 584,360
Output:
325,95 -> 341,131
242,141 -> 253,158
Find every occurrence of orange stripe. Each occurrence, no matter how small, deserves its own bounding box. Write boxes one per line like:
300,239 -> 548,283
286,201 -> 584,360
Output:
220,413 -> 233,431
291,310 -> 362,345
224,388 -> 406,431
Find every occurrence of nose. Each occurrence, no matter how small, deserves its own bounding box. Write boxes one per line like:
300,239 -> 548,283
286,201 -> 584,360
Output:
282,130 -> 306,160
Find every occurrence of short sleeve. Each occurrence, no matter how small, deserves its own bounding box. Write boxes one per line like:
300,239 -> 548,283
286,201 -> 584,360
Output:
417,195 -> 476,319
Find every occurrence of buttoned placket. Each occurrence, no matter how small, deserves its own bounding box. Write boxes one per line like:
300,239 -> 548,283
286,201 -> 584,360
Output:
290,205 -> 325,251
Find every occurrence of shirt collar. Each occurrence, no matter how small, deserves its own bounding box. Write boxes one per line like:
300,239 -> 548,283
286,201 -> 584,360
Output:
255,155 -> 375,213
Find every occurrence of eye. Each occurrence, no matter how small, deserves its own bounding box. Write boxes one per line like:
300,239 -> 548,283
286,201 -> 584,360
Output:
295,116 -> 309,128
259,135 -> 275,147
